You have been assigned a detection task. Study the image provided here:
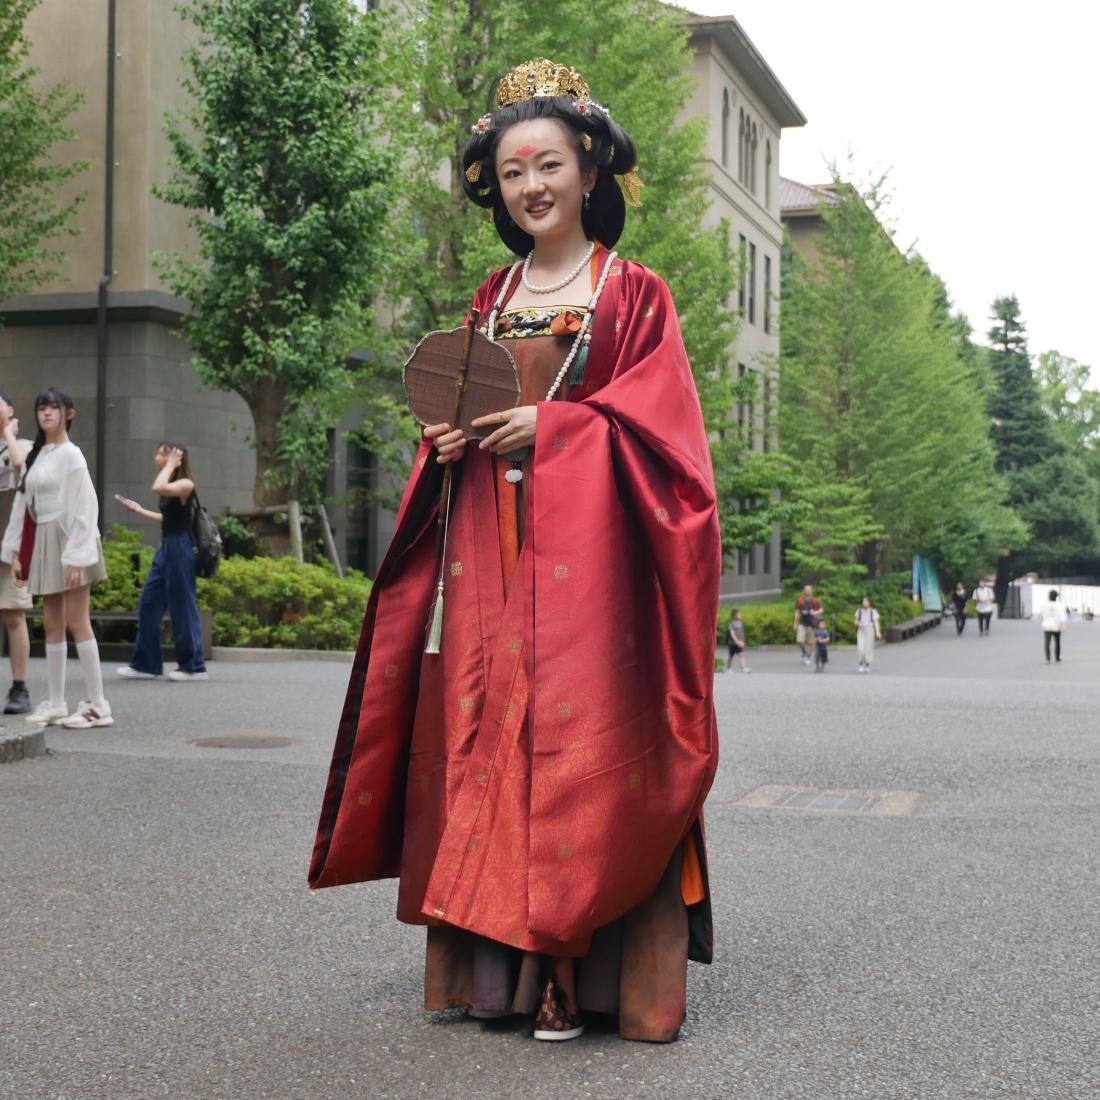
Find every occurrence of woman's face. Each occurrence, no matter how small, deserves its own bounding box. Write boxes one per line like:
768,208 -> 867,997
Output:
154,446 -> 169,471
495,119 -> 597,244
862,598 -> 870,609
37,401 -> 64,434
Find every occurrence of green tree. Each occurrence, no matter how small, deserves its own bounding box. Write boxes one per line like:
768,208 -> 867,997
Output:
155,0 -> 393,520
1036,349 -> 1100,474
780,173 -> 1019,595
987,300 -> 1099,596
0,0 -> 87,309
352,0 -> 792,562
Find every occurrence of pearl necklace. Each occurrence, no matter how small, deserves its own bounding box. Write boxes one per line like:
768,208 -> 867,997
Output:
487,250 -> 617,402
521,240 -> 595,294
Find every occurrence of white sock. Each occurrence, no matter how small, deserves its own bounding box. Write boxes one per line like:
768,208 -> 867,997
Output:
75,638 -> 107,710
45,641 -> 67,708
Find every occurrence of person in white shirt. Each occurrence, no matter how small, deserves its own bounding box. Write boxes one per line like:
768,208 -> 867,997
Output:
1039,589 -> 1067,663
853,597 -> 882,672
3,389 -> 113,727
972,580 -> 995,637
0,392 -> 34,714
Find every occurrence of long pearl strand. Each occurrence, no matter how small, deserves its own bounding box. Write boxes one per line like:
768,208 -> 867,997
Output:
521,240 -> 595,294
487,251 -> 617,402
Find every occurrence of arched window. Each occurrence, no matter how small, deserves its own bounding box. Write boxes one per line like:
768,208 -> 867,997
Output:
765,139 -> 772,207
721,89 -> 730,168
742,115 -> 752,186
737,108 -> 745,183
750,122 -> 758,194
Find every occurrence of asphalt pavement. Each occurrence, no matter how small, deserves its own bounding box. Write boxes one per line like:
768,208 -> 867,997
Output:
2,617 -> 1098,1100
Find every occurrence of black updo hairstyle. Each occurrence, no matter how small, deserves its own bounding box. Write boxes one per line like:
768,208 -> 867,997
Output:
461,94 -> 638,257
20,387 -> 75,491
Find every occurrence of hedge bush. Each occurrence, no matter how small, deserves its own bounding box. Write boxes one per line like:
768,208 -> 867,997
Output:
718,594 -> 925,646
196,556 -> 371,650
89,525 -> 371,650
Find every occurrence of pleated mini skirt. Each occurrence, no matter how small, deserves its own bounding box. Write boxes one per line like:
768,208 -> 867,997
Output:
29,519 -> 108,595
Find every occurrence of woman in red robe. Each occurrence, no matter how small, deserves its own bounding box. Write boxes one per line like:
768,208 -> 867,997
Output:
310,59 -> 721,1043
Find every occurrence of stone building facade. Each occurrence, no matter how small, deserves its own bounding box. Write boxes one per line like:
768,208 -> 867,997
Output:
682,15 -> 805,601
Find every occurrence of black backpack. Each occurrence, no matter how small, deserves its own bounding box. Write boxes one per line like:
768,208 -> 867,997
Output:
190,492 -> 223,578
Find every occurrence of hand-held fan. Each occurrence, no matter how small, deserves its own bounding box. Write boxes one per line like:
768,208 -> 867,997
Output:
403,312 -> 520,654
403,317 -> 520,438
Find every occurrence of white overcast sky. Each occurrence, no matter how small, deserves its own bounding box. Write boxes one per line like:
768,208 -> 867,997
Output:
678,0 -> 1100,369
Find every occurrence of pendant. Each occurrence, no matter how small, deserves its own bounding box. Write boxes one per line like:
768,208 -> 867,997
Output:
505,467 -> 523,484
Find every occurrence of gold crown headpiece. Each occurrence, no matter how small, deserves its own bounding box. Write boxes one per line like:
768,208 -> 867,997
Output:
496,59 -> 591,109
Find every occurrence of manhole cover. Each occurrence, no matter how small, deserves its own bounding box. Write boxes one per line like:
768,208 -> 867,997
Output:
190,736 -> 296,750
734,784 -> 929,815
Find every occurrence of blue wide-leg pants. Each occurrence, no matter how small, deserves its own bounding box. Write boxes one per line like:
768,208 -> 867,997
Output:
129,533 -> 206,675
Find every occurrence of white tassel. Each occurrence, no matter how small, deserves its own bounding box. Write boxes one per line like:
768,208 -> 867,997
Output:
425,582 -> 445,654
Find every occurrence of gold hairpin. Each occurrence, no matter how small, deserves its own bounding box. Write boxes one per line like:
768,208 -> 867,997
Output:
581,133 -> 592,152
465,161 -> 482,184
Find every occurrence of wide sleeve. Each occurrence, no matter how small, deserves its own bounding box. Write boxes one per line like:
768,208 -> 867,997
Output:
60,451 -> 101,568
0,490 -> 26,564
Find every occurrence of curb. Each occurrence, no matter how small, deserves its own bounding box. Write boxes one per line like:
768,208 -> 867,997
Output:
212,646 -> 355,664
0,727 -> 46,764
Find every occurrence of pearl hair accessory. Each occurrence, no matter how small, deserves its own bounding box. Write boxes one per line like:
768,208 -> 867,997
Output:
521,240 -> 595,295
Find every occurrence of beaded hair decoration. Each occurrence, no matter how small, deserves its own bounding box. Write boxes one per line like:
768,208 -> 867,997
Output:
466,58 -> 644,207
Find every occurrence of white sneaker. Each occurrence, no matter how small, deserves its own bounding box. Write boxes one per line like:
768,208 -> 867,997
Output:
60,700 -> 114,729
117,666 -> 159,680
742,666 -> 752,673
168,669 -> 209,682
24,701 -> 69,725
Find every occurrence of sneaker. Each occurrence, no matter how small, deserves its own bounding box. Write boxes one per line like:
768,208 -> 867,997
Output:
4,684 -> 32,714
533,979 -> 584,1041
742,666 -> 751,673
117,666 -> 159,680
24,701 -> 69,725
168,669 -> 209,682
60,700 -> 114,729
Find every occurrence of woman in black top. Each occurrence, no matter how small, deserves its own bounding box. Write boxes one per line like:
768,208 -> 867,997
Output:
117,444 -> 208,681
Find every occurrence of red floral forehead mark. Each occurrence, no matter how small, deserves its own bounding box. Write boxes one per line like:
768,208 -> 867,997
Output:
513,145 -> 539,157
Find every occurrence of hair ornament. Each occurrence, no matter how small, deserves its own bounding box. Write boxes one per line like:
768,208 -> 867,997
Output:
471,113 -> 492,134
465,161 -> 483,184
619,166 -> 645,208
607,143 -> 615,163
581,133 -> 592,152
497,59 -> 590,108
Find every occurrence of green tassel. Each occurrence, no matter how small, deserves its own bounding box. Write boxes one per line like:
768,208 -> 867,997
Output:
425,583 -> 444,654
569,343 -> 589,386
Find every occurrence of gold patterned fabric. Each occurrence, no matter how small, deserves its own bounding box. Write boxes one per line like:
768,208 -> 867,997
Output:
496,306 -> 590,339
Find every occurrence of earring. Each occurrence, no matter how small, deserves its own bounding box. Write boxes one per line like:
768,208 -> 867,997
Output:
583,192 -> 590,210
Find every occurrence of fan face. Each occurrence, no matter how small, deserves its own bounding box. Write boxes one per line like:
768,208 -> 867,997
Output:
403,327 -> 520,440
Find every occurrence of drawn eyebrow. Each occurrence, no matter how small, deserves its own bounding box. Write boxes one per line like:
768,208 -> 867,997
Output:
499,146 -> 565,165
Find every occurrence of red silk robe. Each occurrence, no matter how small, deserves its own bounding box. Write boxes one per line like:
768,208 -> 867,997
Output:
310,255 -> 721,958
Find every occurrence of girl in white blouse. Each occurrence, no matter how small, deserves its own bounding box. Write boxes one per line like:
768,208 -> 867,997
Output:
3,389 -> 113,727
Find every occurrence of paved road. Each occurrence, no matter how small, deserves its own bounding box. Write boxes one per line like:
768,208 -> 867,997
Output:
2,619 -> 1098,1099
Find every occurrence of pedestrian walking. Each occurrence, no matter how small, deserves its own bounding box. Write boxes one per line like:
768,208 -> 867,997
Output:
952,582 -> 969,635
726,609 -> 750,673
4,389 -> 113,728
1039,588 -> 1067,663
0,394 -> 34,714
116,444 -> 208,682
973,579 -> 995,636
794,584 -> 822,665
854,597 -> 882,673
813,618 -> 830,672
